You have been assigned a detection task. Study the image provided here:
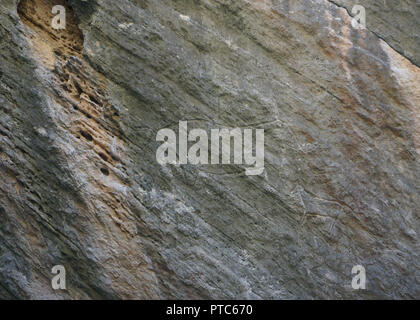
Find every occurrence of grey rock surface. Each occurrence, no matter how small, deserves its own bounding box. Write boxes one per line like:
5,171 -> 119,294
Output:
0,0 -> 419,299
329,0 -> 420,66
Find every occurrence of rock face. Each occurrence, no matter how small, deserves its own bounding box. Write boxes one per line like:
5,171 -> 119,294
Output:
0,0 -> 418,299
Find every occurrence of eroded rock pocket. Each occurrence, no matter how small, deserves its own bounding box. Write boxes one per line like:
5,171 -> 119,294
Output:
18,0 -> 84,60
18,0 -> 124,178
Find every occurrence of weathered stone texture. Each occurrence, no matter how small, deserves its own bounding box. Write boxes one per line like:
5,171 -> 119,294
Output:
0,0 -> 418,299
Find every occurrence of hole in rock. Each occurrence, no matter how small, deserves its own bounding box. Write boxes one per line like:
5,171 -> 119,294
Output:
100,167 -> 109,176
80,130 -> 93,141
98,152 -> 108,162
